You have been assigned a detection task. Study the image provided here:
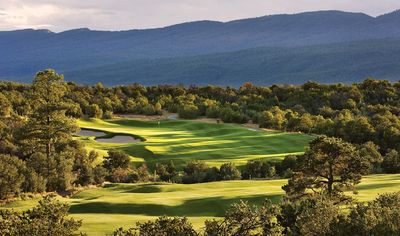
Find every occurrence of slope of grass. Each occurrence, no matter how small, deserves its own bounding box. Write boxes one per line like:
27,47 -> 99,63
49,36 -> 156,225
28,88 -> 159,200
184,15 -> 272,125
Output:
76,118 -> 314,169
2,174 -> 400,235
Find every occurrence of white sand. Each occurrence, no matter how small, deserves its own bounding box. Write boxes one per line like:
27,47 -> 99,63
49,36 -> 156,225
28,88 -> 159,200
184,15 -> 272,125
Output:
168,114 -> 178,120
77,129 -> 106,137
96,136 -> 141,144
248,128 -> 259,132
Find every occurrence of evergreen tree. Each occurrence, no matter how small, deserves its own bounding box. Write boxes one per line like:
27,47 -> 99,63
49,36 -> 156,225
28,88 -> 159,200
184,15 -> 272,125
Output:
283,136 -> 370,201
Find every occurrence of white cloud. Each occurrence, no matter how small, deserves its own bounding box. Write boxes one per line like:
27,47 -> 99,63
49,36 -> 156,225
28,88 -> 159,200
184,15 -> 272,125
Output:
0,0 -> 399,32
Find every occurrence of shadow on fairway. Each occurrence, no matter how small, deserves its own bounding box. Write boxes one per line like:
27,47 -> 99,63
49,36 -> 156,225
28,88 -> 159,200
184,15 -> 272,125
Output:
356,182 -> 400,191
69,194 -> 283,217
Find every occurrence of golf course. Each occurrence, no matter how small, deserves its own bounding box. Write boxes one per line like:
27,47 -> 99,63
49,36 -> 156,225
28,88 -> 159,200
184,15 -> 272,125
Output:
2,117 -> 400,235
76,118 -> 315,168
3,174 -> 400,235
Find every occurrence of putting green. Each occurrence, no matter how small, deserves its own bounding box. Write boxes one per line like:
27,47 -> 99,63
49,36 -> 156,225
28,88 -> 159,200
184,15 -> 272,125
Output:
76,118 -> 314,168
2,174 -> 400,235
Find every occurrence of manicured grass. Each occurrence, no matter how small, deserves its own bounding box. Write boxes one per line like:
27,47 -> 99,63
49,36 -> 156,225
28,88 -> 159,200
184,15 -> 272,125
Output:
2,174 -> 400,235
76,118 -> 314,168
5,119 -> 398,235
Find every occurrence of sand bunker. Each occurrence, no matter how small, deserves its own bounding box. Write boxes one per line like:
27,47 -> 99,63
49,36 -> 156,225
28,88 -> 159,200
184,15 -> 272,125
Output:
168,114 -> 178,120
77,129 -> 142,144
96,135 -> 142,144
248,128 -> 259,132
77,129 -> 106,137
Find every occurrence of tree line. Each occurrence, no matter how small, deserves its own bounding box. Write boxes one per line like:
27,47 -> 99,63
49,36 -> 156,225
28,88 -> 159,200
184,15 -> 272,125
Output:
1,75 -> 399,168
1,69 -> 400,235
1,70 -> 400,199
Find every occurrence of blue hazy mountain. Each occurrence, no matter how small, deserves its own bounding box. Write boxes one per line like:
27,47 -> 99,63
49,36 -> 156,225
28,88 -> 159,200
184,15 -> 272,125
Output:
62,38 -> 400,86
1,10 -> 400,85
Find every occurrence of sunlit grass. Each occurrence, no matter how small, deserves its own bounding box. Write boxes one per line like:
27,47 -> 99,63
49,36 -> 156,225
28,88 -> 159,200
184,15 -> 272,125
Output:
2,174 -> 399,235
76,118 -> 314,168
4,118 -> 398,235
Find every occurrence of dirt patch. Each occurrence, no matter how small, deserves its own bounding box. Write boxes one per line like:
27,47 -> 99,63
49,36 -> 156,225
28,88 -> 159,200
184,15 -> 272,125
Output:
96,135 -> 142,144
77,129 -> 106,137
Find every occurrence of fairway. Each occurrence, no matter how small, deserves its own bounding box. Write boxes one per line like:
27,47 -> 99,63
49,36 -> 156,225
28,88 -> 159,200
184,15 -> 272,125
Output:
2,174 -> 400,235
5,117 -> 398,235
76,118 -> 314,168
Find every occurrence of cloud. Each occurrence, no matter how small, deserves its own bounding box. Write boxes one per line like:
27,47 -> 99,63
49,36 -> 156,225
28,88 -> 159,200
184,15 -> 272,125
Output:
0,0 -> 399,32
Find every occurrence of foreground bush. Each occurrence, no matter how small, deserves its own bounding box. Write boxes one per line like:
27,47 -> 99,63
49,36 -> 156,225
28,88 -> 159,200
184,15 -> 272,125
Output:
0,195 -> 83,236
346,192 -> 400,235
0,155 -> 26,199
204,200 -> 283,236
112,192 -> 400,236
113,216 -> 197,236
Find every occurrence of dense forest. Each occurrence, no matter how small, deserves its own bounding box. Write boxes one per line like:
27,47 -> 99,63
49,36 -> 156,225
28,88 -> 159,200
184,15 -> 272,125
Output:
1,70 -> 400,190
1,69 -> 400,235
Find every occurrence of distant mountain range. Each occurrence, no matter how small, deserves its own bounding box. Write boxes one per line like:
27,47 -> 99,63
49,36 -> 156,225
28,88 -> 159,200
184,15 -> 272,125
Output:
1,10 -> 400,86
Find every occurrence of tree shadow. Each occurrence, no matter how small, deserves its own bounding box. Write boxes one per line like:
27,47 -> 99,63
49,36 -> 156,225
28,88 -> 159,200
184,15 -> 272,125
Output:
69,194 -> 283,217
356,182 -> 400,191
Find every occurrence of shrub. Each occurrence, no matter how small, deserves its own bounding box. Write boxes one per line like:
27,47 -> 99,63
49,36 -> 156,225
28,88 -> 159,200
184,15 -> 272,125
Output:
93,165 -> 107,185
382,149 -> 400,173
142,104 -> 157,116
22,168 -> 47,193
103,150 -> 131,171
219,163 -> 241,180
275,155 -> 297,177
205,106 -> 220,118
279,195 -> 343,236
103,110 -> 113,119
178,105 -> 199,119
113,216 -> 197,236
204,200 -> 283,236
182,160 -> 209,183
345,192 -> 400,235
0,195 -> 83,236
0,155 -> 26,199
220,108 -> 248,124
86,104 -> 103,118
109,168 -> 133,183
242,160 -> 276,179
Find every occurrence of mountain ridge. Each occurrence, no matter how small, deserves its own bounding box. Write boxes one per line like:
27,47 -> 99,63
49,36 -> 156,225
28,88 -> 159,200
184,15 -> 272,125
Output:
2,10 -> 383,34
1,10 -> 400,85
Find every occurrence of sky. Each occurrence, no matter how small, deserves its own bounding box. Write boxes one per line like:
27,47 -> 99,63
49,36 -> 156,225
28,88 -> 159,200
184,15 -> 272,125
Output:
1,0 -> 400,32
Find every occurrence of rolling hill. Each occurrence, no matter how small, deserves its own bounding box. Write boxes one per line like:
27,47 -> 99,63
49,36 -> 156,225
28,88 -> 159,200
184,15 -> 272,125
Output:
1,10 -> 400,85
2,175 -> 400,235
76,118 -> 314,168
64,38 -> 400,86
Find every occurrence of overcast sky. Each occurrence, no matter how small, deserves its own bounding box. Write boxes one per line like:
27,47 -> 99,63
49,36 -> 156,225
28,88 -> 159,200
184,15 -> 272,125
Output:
1,0 -> 400,32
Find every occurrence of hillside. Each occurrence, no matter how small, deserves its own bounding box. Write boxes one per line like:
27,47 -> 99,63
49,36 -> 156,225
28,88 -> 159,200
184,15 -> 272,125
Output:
1,10 -> 400,85
64,38 -> 400,86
